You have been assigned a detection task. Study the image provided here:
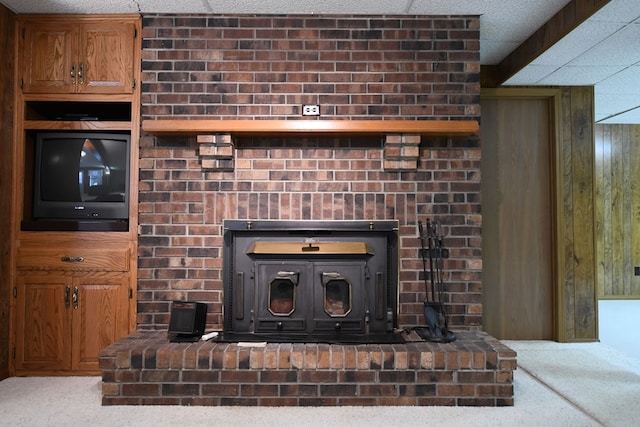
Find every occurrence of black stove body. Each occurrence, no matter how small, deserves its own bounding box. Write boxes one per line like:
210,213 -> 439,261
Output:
222,220 -> 400,343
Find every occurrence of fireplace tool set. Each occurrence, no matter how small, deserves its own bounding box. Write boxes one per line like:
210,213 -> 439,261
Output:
413,219 -> 457,343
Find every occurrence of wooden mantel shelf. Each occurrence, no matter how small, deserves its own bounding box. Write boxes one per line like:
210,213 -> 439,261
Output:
142,119 -> 479,138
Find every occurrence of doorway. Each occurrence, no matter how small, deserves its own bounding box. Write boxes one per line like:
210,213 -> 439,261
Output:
481,95 -> 555,340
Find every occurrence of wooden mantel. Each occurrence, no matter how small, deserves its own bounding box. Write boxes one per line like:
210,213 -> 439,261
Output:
141,119 -> 479,138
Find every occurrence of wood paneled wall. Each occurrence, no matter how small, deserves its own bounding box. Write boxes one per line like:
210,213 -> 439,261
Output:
0,3 -> 16,380
595,124 -> 640,298
557,87 -> 597,341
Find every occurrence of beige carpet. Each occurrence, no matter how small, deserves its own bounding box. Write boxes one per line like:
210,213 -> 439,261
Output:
508,340 -> 640,427
1,341 -> 638,426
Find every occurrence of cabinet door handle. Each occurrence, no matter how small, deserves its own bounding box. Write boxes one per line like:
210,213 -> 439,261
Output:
70,63 -> 76,84
78,62 -> 84,85
65,286 -> 71,309
61,256 -> 84,263
72,286 -> 79,310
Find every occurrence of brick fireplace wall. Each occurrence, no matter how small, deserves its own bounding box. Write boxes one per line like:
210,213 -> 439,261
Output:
138,14 -> 481,332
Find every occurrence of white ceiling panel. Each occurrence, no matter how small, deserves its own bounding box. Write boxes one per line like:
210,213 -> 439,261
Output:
530,21 -> 624,66
568,23 -> 640,67
503,65 -> 559,86
598,108 -> 640,124
538,66 -> 623,86
596,66 -> 640,93
480,40 -> 520,65
200,0 -> 414,15
589,0 -> 640,23
0,0 -> 141,14
136,0 -> 211,14
594,92 -> 640,122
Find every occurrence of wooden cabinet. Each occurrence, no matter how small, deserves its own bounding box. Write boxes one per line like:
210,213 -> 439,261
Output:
19,17 -> 137,94
14,242 -> 133,374
14,274 -> 72,371
10,14 -> 141,376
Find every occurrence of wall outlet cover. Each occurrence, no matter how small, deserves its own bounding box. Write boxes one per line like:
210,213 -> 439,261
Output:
302,105 -> 320,116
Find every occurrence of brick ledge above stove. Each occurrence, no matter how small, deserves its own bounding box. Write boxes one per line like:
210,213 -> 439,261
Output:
142,119 -> 479,172
99,330 -> 516,407
141,119 -> 480,138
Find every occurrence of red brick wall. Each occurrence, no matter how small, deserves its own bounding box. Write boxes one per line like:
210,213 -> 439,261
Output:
138,14 -> 481,331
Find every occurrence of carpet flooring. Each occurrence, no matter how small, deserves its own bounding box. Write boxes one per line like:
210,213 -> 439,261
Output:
1,341 -> 639,426
508,340 -> 640,427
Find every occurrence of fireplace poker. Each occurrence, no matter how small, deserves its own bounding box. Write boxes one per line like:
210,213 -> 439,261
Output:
418,220 -> 436,303
414,219 -> 456,343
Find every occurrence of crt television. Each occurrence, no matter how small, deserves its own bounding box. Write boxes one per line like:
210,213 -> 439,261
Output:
33,131 -> 131,221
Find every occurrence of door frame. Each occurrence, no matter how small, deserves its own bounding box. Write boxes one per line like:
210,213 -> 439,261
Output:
481,88 -> 568,341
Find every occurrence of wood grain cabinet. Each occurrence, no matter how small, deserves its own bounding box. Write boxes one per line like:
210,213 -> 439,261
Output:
9,14 -> 141,375
19,17 -> 137,94
14,244 -> 133,374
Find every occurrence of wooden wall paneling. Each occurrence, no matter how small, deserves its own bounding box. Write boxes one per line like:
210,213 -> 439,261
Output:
631,126 -> 640,296
595,125 -> 611,296
597,124 -> 615,297
0,4 -> 16,380
612,125 -> 628,295
595,124 -> 640,298
598,124 -> 610,296
560,86 -> 597,341
619,125 -> 632,295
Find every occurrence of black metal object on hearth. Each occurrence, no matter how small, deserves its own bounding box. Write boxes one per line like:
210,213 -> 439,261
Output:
221,220 -> 402,343
414,219 -> 456,343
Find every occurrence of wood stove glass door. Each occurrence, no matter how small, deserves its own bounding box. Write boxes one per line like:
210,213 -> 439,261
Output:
254,261 -> 310,333
313,262 -> 366,334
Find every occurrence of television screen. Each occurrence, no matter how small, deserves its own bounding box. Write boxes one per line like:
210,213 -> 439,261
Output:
33,132 -> 130,221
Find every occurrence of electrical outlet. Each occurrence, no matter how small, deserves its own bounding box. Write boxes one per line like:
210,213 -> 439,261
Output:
302,105 -> 320,116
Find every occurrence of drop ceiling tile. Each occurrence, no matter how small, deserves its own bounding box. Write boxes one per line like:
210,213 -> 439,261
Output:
503,65 -> 559,85
201,0 -> 412,14
0,0 -> 140,13
595,65 -> 640,93
530,21 -> 624,66
598,107 -> 640,123
480,40 -> 520,64
137,0 -> 211,13
594,93 -> 640,120
537,65 -> 622,85
406,0 -> 572,53
569,22 -> 640,67
589,0 -> 640,23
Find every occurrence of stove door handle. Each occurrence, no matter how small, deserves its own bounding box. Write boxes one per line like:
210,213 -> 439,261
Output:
276,271 -> 299,286
277,271 -> 297,276
321,272 -> 344,286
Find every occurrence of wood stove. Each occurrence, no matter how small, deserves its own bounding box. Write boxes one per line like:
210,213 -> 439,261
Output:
222,220 -> 402,343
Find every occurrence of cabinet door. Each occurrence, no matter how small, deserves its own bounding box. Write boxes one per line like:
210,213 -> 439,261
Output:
78,21 -> 136,94
20,21 -> 78,94
15,274 -> 72,372
71,274 -> 130,372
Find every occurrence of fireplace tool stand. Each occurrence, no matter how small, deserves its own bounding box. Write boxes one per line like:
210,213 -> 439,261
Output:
413,219 -> 456,343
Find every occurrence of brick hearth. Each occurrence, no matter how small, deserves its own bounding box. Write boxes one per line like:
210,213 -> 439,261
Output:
99,331 -> 515,406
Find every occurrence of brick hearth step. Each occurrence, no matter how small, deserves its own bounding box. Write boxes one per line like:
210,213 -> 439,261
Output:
99,330 -> 516,407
